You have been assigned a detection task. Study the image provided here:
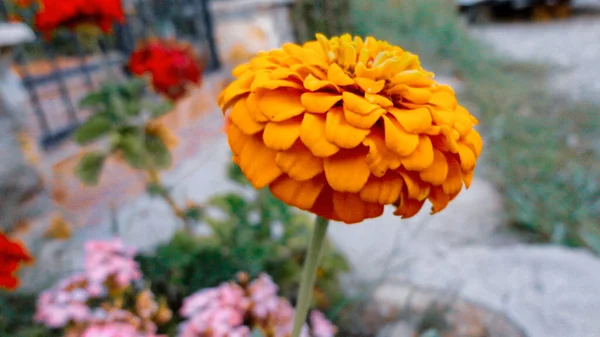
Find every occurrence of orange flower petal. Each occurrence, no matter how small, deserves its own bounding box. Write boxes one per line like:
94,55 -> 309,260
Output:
251,72 -> 304,91
333,191 -> 384,224
270,174 -> 326,210
230,98 -> 264,135
394,195 -> 425,219
263,116 -> 302,151
389,70 -> 435,87
360,172 -> 403,204
442,156 -> 463,195
270,68 -> 304,82
303,74 -> 340,92
463,169 -> 474,189
218,72 -> 254,110
383,115 -> 419,157
301,92 -> 342,113
275,142 -> 324,181
355,77 -> 385,94
355,63 -> 380,79
327,63 -> 355,86
387,107 -> 432,133
292,64 -> 327,80
399,171 -> 430,201
228,124 -> 282,189
387,84 -> 431,104
430,106 -> 456,126
342,92 -> 379,115
428,186 -> 450,214
326,107 -> 371,149
429,88 -> 457,110
401,135 -> 434,171
310,186 -> 341,222
300,113 -> 340,157
324,149 -> 371,193
345,106 -> 384,129
365,93 -> 393,108
419,149 -> 449,186
362,129 -> 401,177
258,89 -> 305,122
232,63 -> 250,77
454,106 -> 475,137
463,130 -> 483,157
457,142 -> 476,171
246,92 -> 269,123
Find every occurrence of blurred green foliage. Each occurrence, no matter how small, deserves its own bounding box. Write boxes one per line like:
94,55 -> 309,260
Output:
349,0 -> 600,251
137,162 -> 350,332
0,293 -> 58,337
73,79 -> 173,185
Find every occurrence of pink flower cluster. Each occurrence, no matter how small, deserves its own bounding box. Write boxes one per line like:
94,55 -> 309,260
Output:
179,274 -> 337,337
85,239 -> 142,289
35,274 -> 92,328
35,239 -> 144,330
80,322 -> 165,337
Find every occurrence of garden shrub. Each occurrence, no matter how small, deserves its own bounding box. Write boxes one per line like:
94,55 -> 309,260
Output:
137,163 -> 351,330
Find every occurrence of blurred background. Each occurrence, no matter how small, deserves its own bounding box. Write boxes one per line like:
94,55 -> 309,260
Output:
0,0 -> 599,336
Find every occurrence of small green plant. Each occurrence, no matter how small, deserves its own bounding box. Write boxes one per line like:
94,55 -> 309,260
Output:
137,162 -> 350,328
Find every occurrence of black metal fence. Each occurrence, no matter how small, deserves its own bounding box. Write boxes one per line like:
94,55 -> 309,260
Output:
0,0 -> 220,149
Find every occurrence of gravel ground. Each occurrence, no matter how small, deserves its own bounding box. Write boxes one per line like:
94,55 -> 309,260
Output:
470,0 -> 600,103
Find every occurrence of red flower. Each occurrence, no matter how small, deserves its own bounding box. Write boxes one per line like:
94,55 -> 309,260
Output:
128,39 -> 204,100
0,232 -> 33,291
35,0 -> 125,35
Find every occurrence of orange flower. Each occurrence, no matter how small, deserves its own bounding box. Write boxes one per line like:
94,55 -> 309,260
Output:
35,0 -> 125,35
219,34 -> 482,224
0,232 -> 33,290
128,39 -> 204,101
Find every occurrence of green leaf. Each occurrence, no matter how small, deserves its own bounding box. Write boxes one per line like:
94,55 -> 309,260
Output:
79,91 -> 106,109
118,132 -> 147,169
73,115 -> 112,145
145,134 -> 172,170
75,152 -> 106,185
147,182 -> 168,196
107,91 -> 129,120
184,206 -> 204,221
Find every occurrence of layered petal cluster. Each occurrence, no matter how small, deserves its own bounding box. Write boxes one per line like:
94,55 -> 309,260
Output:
129,39 -> 204,100
219,34 -> 482,224
0,232 -> 32,290
35,0 -> 125,35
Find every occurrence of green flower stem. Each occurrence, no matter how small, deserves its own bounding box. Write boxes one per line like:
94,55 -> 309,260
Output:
292,216 -> 330,337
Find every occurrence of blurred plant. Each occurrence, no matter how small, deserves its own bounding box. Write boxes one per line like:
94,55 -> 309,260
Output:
291,0 -> 352,43
0,232 -> 33,291
350,0 -> 600,252
34,239 -> 170,337
137,162 -> 350,325
178,273 -> 336,337
72,37 -> 205,231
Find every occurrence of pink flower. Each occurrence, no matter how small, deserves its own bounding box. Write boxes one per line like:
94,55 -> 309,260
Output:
310,311 -> 337,337
35,274 -> 91,328
248,274 -> 279,319
81,322 -> 165,337
85,239 -> 142,288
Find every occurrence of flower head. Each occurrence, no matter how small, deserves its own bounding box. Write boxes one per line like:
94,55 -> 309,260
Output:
35,274 -> 92,328
84,238 -> 142,292
35,0 -> 125,35
219,34 -> 483,224
0,232 -> 33,291
128,39 -> 204,100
